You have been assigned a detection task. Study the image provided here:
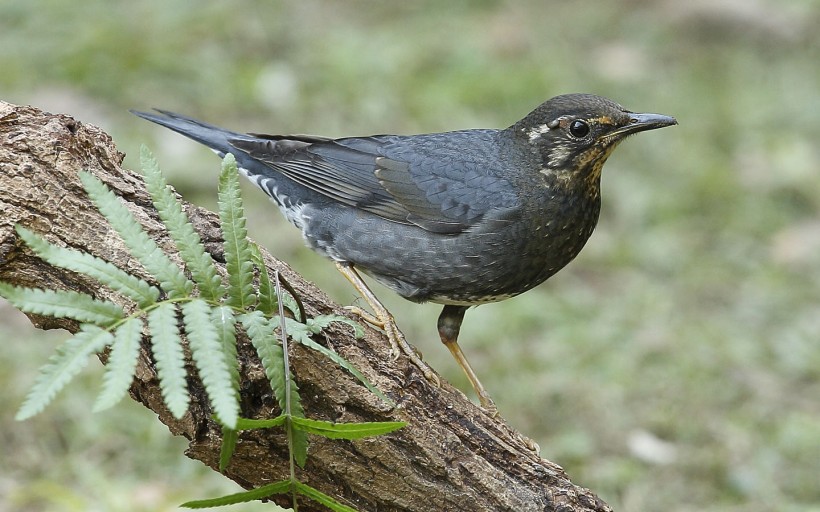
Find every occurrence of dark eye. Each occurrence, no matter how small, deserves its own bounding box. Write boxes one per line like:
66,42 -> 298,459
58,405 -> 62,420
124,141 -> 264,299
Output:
569,120 -> 590,138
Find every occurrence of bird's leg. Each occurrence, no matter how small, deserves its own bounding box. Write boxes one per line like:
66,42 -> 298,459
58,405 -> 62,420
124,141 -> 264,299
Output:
437,305 -> 497,415
335,261 -> 440,386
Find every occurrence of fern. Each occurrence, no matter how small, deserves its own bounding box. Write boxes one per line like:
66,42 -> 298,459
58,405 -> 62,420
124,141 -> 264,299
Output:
181,480 -> 292,509
141,146 -> 225,302
240,312 -> 306,418
275,316 -> 392,404
15,225 -> 160,308
293,481 -> 359,512
1,152 -> 405,512
183,299 -> 239,429
235,415 -> 405,440
16,325 -> 114,420
249,244 -> 302,320
219,426 -> 238,472
94,316 -> 143,412
307,315 -> 365,338
289,416 -> 405,440
235,416 -> 287,430
147,302 -> 189,418
249,243 -> 276,316
0,283 -> 124,326
218,154 -> 255,310
212,305 -> 239,398
79,171 -> 193,299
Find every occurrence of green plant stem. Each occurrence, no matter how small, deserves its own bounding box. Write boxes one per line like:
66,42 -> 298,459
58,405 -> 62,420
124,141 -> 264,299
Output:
274,269 -> 298,510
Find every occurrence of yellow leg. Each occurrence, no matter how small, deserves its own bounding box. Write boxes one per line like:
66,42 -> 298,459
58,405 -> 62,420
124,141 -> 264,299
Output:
442,336 -> 497,415
437,305 -> 498,415
335,262 -> 440,387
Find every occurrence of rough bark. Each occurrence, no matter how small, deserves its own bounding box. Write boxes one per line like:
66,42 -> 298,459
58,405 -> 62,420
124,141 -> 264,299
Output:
0,100 -> 612,512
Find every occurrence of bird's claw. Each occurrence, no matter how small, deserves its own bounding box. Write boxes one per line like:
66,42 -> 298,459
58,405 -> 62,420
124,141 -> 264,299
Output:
345,305 -> 441,387
479,395 -> 499,417
344,305 -> 382,327
384,317 -> 441,387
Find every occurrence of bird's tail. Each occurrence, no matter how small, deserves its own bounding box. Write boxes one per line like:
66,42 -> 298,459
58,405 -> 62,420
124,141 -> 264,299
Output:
130,109 -> 248,156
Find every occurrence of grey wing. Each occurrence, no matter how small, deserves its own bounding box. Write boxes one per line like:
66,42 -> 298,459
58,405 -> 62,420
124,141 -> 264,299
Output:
229,131 -> 520,234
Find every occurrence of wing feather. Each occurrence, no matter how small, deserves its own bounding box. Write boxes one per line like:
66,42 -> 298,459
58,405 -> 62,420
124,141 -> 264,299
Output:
228,130 -> 519,234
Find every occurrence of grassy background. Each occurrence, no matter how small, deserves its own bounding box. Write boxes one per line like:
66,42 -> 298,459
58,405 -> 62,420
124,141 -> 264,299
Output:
2,1 -> 819,511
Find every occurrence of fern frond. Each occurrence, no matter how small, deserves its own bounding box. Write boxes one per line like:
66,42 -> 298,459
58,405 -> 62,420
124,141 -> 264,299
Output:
307,314 -> 365,339
249,244 -> 276,316
217,155 -> 255,310
16,325 -> 114,420
211,305 -> 239,398
140,146 -> 225,301
94,316 -> 143,412
235,415 -> 287,430
250,245 -> 302,320
0,283 -> 123,326
147,302 -> 189,418
241,313 -> 306,411
219,426 -> 238,472
290,417 -> 405,439
279,318 -> 392,405
182,299 -> 239,429
180,480 -> 291,508
290,415 -> 309,468
15,225 -> 160,308
79,171 -> 193,299
240,312 -> 287,407
293,481 -> 358,512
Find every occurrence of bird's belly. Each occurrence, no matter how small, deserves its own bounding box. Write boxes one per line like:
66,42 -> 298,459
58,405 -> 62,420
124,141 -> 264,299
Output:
303,204 -> 599,305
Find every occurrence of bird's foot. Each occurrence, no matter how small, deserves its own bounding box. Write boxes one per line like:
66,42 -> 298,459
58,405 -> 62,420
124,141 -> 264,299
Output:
344,306 -> 384,336
478,393 -> 499,417
519,434 -> 541,455
347,305 -> 441,387
384,317 -> 441,387
344,305 -> 402,359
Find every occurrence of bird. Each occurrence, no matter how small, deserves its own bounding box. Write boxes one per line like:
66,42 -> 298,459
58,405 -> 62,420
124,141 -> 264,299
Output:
132,93 -> 676,413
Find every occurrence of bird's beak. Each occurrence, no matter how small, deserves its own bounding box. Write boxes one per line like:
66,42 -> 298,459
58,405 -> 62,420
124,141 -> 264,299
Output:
612,112 -> 678,137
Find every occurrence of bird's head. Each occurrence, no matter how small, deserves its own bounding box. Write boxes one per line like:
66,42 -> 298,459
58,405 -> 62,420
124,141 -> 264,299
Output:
512,93 -> 677,184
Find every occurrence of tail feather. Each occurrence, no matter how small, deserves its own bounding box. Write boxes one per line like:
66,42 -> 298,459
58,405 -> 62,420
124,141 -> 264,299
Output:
130,109 -> 247,155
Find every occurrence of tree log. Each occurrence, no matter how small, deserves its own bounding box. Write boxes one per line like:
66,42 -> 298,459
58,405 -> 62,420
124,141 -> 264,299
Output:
0,100 -> 612,512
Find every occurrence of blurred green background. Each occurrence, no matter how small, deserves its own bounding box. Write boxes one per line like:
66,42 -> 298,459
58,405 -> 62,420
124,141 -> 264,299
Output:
2,1 -> 819,511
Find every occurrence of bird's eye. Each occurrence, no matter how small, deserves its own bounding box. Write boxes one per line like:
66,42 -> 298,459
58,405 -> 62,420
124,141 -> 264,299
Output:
569,120 -> 590,138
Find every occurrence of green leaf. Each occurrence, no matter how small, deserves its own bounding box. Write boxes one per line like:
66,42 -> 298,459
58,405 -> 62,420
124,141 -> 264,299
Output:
282,319 -> 393,405
249,244 -> 301,320
16,325 -> 114,420
240,312 -> 305,414
180,480 -> 291,508
293,481 -> 358,512
291,417 -> 406,440
147,302 -> 189,418
290,415 -> 309,469
94,316 -> 143,412
235,415 -> 287,430
140,146 -> 225,301
240,311 -> 286,405
183,299 -> 239,429
249,244 -> 276,316
79,171 -> 193,299
217,154 -> 255,310
219,426 -> 238,472
307,314 -> 365,339
0,283 -> 124,326
241,311 -> 308,466
15,225 -> 160,308
212,305 -> 239,399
